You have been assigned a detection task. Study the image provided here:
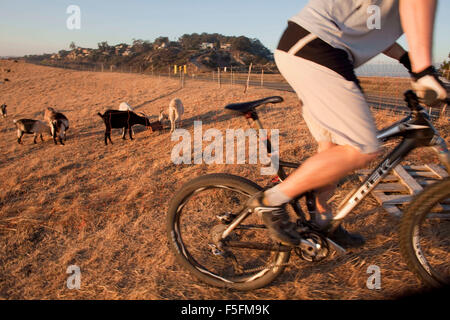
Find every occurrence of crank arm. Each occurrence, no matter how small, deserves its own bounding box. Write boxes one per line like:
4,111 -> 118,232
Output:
235,224 -> 266,230
225,241 -> 292,252
325,238 -> 347,255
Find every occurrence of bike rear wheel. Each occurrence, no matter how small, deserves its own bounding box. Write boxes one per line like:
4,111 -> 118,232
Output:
399,177 -> 450,287
166,173 -> 291,290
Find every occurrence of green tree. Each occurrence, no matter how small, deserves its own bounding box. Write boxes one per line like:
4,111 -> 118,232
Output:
154,37 -> 169,46
97,41 -> 110,51
132,39 -> 152,53
231,36 -> 252,52
58,50 -> 70,58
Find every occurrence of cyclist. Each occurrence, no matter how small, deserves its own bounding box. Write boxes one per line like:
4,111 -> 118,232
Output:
248,0 -> 448,247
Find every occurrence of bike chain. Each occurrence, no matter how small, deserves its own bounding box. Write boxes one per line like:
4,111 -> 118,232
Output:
245,262 -> 297,274
234,234 -> 330,274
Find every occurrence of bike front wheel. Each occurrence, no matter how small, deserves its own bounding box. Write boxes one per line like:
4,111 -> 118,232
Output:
166,173 -> 291,290
399,177 -> 450,287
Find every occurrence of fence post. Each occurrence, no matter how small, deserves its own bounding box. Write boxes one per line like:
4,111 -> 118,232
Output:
180,68 -> 184,88
244,63 -> 253,93
218,67 -> 221,88
261,68 -> 264,87
441,103 -> 447,118
230,66 -> 233,86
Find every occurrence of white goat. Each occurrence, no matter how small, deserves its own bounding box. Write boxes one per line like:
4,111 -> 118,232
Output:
13,119 -> 50,144
159,98 -> 184,133
118,102 -> 136,135
119,102 -> 134,112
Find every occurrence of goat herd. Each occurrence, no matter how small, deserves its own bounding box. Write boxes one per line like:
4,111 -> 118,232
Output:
1,98 -> 185,146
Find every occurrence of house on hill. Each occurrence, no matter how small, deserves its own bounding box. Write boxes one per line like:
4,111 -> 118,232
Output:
201,42 -> 215,50
67,51 -> 77,60
66,47 -> 93,59
220,43 -> 232,50
122,49 -> 132,56
81,49 -> 92,56
154,42 -> 167,50
114,44 -> 130,55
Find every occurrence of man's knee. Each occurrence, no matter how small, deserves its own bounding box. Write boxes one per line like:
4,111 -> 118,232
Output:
344,145 -> 379,169
318,141 -> 336,153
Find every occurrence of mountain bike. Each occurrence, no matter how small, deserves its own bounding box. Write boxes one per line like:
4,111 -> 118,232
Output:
166,91 -> 450,290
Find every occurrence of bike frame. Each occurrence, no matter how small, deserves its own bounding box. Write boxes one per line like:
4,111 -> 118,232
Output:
241,91 -> 449,232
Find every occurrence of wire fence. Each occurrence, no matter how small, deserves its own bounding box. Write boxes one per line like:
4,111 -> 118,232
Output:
32,60 -> 449,119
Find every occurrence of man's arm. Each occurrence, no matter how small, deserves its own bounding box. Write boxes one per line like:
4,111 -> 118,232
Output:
399,0 -> 437,73
383,42 -> 406,61
399,0 -> 447,103
383,42 -> 411,72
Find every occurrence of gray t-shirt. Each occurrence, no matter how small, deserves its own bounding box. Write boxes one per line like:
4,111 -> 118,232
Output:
290,0 -> 403,67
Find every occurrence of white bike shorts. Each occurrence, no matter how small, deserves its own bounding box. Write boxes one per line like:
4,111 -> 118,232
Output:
275,49 -> 380,154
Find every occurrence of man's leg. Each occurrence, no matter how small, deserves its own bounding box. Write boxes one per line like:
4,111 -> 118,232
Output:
312,141 -> 338,228
305,142 -> 376,247
278,144 -> 377,200
260,144 -> 377,247
249,142 -> 377,246
253,50 -> 381,246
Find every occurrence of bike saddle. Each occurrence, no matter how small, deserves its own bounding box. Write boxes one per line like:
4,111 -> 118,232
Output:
224,96 -> 283,114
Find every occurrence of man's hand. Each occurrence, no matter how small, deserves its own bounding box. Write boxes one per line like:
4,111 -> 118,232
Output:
411,66 -> 448,105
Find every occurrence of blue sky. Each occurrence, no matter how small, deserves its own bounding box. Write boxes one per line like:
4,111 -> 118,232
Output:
1,0 -> 449,63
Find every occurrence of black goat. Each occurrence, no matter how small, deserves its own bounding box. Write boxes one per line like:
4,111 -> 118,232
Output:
97,110 -> 162,145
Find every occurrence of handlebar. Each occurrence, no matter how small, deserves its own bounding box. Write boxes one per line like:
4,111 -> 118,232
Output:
404,90 -> 449,111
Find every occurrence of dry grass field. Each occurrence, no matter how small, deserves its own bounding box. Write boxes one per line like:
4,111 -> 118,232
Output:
0,60 -> 448,300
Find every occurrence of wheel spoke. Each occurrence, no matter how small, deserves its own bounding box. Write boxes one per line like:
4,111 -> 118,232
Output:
172,181 -> 288,284
402,178 -> 450,287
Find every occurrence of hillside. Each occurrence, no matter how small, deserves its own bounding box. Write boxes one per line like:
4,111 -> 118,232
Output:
0,60 -> 448,299
24,33 -> 276,74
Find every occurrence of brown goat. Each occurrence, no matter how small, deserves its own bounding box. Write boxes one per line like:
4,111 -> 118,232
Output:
44,107 -> 69,145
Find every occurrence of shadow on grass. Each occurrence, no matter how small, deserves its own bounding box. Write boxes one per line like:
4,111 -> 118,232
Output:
134,87 -> 183,110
